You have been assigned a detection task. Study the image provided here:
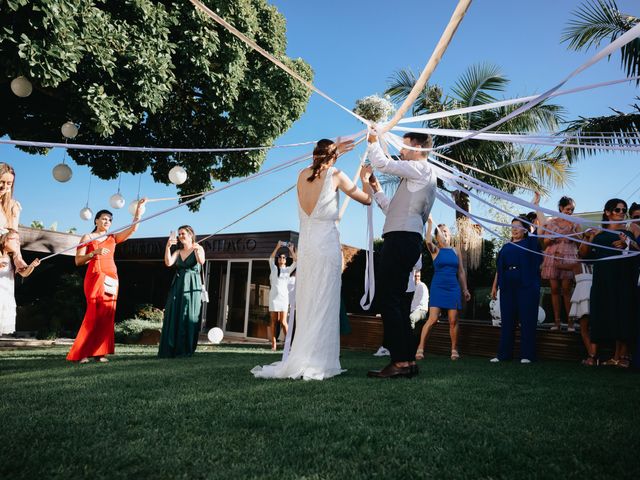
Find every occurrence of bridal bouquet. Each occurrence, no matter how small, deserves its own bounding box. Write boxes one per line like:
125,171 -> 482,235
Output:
353,94 -> 395,123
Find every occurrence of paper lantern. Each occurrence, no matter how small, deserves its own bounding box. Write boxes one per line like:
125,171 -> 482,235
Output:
207,327 -> 223,344
109,192 -> 125,209
168,166 -> 187,185
10,76 -> 32,97
537,306 -> 546,325
61,121 -> 79,139
80,207 -> 93,221
128,199 -> 146,216
52,163 -> 73,182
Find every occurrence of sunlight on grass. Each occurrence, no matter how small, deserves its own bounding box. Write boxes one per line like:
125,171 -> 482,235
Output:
1,345 -> 638,479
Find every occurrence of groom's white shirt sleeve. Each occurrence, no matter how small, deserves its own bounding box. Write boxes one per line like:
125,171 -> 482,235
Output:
373,191 -> 390,215
367,141 -> 431,193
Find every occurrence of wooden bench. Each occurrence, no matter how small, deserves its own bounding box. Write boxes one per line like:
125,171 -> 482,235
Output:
341,314 -> 594,362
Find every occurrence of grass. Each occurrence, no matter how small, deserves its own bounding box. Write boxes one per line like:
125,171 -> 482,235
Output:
1,345 -> 639,480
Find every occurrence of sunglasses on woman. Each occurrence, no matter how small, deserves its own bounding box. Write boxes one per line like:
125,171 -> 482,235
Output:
612,207 -> 627,214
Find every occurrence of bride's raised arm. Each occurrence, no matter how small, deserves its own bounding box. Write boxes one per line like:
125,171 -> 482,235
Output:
334,169 -> 372,206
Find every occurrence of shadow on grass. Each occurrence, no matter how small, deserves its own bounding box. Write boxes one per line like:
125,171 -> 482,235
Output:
1,346 -> 639,479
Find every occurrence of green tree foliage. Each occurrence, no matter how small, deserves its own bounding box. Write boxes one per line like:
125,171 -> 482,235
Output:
0,0 -> 313,209
558,0 -> 640,160
385,64 -> 572,212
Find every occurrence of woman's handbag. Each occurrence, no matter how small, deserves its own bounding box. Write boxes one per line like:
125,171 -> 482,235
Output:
200,267 -> 209,303
103,275 -> 119,296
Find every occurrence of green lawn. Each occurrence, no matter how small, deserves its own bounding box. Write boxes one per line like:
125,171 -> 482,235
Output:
1,345 -> 638,480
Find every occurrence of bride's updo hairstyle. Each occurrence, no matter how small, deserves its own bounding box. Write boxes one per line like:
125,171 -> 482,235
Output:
307,139 -> 338,182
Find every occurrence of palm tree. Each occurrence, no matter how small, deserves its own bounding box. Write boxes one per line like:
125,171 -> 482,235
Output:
383,63 -> 572,269
384,63 -> 572,214
558,0 -> 640,160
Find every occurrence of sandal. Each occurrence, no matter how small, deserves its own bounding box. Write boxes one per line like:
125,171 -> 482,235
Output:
581,354 -> 597,367
601,358 -> 619,367
617,357 -> 630,369
450,349 -> 460,361
97,357 -> 109,363
415,349 -> 424,361
79,357 -> 90,364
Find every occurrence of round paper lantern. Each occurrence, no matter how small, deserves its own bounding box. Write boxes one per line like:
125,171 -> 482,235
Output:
109,192 -> 125,209
128,199 -> 146,216
537,306 -> 546,325
61,121 -> 79,139
168,165 -> 187,185
207,327 -> 223,344
52,163 -> 73,182
80,207 -> 93,221
10,76 -> 32,97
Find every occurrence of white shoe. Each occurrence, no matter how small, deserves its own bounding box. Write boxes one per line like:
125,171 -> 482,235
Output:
490,357 -> 500,363
520,359 -> 531,364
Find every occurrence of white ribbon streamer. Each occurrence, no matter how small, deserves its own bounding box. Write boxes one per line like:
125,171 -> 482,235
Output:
0,138 -> 319,153
359,199 -> 375,311
435,191 -> 640,262
397,75 -> 640,124
390,128 -> 640,153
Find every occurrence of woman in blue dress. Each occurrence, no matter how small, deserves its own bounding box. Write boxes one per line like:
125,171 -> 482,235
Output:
415,216 -> 470,361
490,216 -> 542,363
158,225 -> 205,358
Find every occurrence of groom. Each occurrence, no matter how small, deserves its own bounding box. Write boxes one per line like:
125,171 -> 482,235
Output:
365,132 -> 435,378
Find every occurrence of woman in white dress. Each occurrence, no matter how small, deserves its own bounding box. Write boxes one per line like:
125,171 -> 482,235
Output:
0,163 -> 27,271
252,138 -> 372,380
268,241 -> 297,350
0,229 -> 40,335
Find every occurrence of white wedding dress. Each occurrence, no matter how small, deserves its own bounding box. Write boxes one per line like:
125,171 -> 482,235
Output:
0,257 -> 16,334
252,167 -> 344,380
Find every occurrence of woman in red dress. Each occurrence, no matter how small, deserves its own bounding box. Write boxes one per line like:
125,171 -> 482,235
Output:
67,200 -> 146,363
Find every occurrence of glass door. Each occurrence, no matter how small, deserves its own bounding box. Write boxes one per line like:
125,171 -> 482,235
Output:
223,261 -> 250,336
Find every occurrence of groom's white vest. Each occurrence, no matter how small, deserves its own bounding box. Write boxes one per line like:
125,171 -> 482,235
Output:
383,171 -> 436,236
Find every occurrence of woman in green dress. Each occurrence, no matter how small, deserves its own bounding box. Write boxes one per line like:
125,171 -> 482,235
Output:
579,199 -> 640,368
158,225 -> 205,358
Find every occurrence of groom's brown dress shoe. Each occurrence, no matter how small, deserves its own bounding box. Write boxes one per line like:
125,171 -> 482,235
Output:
367,363 -> 411,379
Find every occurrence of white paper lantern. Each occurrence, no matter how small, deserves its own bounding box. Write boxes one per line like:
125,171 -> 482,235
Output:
109,192 -> 125,209
61,121 -> 79,139
537,306 -> 546,325
207,327 -> 223,344
80,207 -> 93,221
10,76 -> 32,97
128,199 -> 146,216
52,163 -> 73,182
168,165 -> 187,185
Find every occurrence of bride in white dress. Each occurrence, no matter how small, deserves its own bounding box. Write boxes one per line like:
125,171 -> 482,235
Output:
251,138 -> 372,380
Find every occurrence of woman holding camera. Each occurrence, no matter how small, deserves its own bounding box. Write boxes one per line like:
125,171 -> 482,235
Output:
268,241 -> 297,350
158,226 -> 205,358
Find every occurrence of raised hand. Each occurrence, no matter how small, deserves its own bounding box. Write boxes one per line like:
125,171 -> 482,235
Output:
336,139 -> 355,156
532,191 -> 541,205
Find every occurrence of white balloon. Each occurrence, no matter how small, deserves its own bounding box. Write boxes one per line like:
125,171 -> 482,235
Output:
207,327 -> 223,344
61,121 -> 79,139
128,199 -> 146,216
168,165 -> 187,185
109,192 -> 125,209
52,163 -> 73,182
10,76 -> 32,97
80,207 -> 93,221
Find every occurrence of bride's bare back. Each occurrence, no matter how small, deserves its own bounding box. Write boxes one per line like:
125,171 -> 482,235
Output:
297,166 -> 370,216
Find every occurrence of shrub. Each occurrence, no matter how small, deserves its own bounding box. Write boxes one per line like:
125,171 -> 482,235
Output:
114,318 -> 162,344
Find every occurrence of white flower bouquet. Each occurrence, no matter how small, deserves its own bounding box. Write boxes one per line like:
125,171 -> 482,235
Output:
353,94 -> 395,123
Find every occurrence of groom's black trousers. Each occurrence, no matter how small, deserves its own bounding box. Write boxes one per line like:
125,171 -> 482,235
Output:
379,231 -> 422,363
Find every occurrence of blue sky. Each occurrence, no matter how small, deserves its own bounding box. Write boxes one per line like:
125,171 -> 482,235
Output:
4,0 -> 639,248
